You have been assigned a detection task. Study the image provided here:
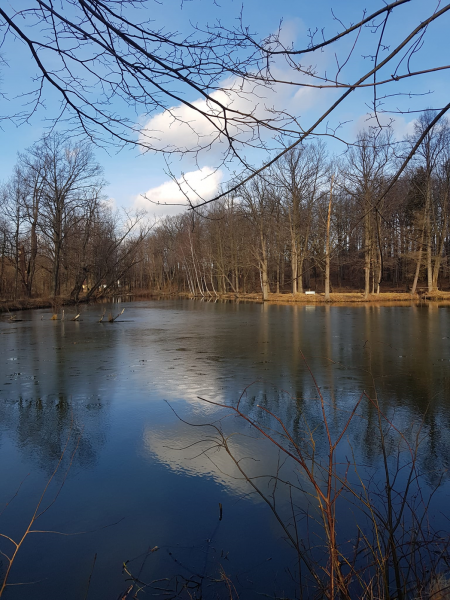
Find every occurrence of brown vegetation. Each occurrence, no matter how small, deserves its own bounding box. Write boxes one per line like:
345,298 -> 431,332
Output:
185,362 -> 450,600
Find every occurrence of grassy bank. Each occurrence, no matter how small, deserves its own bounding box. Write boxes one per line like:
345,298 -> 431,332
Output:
179,290 -> 450,303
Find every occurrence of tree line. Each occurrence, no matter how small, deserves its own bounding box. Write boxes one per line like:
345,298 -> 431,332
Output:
0,133 -> 147,302
131,111 -> 450,299
1,111 -> 450,302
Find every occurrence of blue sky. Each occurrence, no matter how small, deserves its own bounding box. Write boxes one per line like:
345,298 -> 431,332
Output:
1,0 -> 449,217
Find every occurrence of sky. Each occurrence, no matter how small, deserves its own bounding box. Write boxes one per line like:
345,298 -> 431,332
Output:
0,0 -> 449,218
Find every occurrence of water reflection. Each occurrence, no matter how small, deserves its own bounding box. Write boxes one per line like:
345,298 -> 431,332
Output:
0,300 -> 449,599
0,395 -> 105,475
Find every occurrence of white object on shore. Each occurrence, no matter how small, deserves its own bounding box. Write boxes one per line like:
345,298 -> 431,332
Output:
305,291 -> 316,295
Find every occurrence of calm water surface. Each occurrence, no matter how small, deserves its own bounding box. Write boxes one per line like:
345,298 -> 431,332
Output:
0,299 -> 449,599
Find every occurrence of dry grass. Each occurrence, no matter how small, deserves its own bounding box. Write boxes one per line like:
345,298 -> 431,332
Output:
183,290 -> 450,304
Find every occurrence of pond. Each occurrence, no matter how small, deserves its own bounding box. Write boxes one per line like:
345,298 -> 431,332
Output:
0,299 -> 449,599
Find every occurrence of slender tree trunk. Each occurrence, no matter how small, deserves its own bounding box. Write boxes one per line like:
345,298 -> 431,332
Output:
299,230 -> 310,293
432,201 -> 448,289
189,231 -> 203,296
411,225 -> 425,294
325,175 -> 334,301
210,267 -> 218,296
260,230 -> 270,301
364,206 -> 371,299
426,186 -> 433,292
291,239 -> 298,294
26,217 -> 38,297
53,241 -> 62,297
298,257 -> 304,293
0,233 -> 5,294
375,209 -> 383,294
13,206 -> 20,300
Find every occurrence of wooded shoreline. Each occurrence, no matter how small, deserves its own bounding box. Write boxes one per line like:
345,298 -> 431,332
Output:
3,290 -> 450,314
178,290 -> 450,303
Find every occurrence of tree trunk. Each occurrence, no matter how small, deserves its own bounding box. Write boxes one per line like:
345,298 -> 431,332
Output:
298,257 -> 304,293
291,240 -> 298,294
26,217 -> 38,297
325,175 -> 334,300
364,206 -> 371,299
426,185 -> 433,292
432,201 -> 448,289
260,231 -> 270,301
411,225 -> 425,294
53,241 -> 62,297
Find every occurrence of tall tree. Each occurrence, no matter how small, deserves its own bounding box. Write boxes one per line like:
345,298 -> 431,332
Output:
344,130 -> 393,297
408,112 -> 449,293
29,133 -> 104,297
239,177 -> 276,301
273,143 -> 328,293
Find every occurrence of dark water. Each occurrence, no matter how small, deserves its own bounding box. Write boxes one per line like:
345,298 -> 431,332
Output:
0,299 -> 449,599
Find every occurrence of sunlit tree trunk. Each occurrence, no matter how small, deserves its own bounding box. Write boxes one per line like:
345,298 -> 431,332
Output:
411,223 -> 425,295
364,207 -> 371,299
432,195 -> 448,289
325,175 -> 334,300
260,229 -> 270,301
426,182 -> 434,292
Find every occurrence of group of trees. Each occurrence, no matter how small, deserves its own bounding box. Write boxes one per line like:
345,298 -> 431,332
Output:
0,133 -> 147,301
2,112 -> 450,302
127,112 -> 450,299
1,2 -> 450,301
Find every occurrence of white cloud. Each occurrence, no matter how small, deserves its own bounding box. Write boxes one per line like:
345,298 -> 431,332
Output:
135,166 -> 224,217
142,417 -> 308,504
353,113 -> 416,140
138,79 -> 279,164
137,19 -> 328,169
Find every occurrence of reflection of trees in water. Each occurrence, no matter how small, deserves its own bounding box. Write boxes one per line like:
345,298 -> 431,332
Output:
207,302 -> 450,493
0,395 -> 107,475
235,373 -> 450,493
201,382 -> 450,600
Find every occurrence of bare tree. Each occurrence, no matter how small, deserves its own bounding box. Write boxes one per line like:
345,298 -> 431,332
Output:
2,168 -> 28,299
2,108 -> 450,301
27,133 -> 105,297
408,112 -> 449,293
16,150 -> 47,297
273,143 -> 328,294
84,207 -> 151,299
239,177 -> 276,300
344,130 -> 393,298
1,1 -> 450,203
324,174 -> 335,300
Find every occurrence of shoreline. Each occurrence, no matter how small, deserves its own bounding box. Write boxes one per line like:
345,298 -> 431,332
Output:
153,290 -> 450,304
212,290 -> 450,303
0,296 -> 87,314
2,289 -> 450,314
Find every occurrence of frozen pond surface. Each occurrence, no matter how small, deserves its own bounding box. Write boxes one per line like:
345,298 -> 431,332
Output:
0,299 -> 449,599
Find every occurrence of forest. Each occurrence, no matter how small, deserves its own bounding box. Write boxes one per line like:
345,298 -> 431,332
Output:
1,110 -> 450,303
0,133 -> 148,303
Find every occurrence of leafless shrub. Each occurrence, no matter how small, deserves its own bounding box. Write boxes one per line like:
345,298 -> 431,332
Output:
165,356 -> 450,600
